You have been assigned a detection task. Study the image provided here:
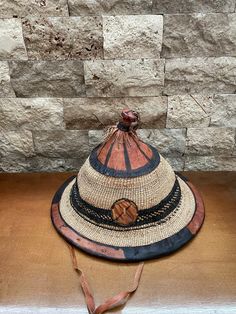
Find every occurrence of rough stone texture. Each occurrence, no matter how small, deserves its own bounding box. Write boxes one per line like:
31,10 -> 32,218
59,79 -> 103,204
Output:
22,17 -> 103,60
84,59 -> 165,97
0,130 -> 35,158
0,19 -> 27,60
165,156 -> 184,171
0,98 -> 64,131
186,127 -> 235,156
138,129 -> 186,156
64,97 -> 167,129
33,130 -> 89,158
233,141 -> 236,156
166,95 -> 212,128
1,5 -> 236,172
89,128 -> 186,156
9,61 -> 85,97
0,0 -> 69,18
210,94 -> 236,127
0,156 -> 83,172
162,13 -> 236,58
152,0 -> 235,13
184,156 -> 236,171
88,129 -> 103,148
103,15 -> 163,59
164,57 -> 236,95
68,0 -> 152,16
0,61 -> 15,97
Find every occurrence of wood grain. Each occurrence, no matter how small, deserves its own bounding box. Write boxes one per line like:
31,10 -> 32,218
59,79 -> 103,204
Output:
0,172 -> 236,313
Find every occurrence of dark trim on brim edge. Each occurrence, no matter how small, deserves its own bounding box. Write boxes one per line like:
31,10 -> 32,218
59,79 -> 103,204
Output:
50,175 -> 205,262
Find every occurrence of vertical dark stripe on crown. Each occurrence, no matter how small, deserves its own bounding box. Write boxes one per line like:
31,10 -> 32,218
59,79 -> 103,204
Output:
123,142 -> 131,171
131,134 -> 151,162
104,140 -> 116,167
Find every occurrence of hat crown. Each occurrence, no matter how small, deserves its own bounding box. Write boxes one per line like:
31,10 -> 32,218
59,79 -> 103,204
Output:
89,109 -> 160,178
78,109 -> 176,212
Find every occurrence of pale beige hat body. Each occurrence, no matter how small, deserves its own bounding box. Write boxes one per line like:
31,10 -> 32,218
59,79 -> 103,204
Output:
51,109 -> 205,261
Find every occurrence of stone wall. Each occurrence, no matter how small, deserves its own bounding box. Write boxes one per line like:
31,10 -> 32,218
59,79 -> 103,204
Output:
0,0 -> 236,172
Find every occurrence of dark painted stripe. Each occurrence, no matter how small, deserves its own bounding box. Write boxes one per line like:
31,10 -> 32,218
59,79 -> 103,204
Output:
130,135 -> 151,161
104,140 -> 116,167
89,144 -> 160,178
123,142 -> 131,171
123,227 -> 193,261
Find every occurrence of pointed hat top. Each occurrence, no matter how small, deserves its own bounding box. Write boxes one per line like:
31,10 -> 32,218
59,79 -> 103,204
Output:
89,108 -> 160,178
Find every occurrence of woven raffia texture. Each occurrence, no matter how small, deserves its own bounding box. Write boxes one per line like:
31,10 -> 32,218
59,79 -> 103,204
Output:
78,155 -> 175,210
60,175 -> 195,247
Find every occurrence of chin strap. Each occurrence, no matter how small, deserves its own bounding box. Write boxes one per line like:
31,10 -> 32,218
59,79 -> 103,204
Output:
68,244 -> 144,314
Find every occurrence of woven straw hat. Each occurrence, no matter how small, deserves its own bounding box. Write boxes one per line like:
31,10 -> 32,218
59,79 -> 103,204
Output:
51,109 -> 205,262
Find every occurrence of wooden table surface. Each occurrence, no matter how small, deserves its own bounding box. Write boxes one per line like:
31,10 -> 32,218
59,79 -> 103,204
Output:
0,172 -> 236,314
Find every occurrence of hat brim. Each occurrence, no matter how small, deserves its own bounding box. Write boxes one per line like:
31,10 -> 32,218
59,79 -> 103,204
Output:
51,175 -> 204,262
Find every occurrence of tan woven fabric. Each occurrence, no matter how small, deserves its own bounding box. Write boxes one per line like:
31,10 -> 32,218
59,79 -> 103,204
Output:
59,176 -> 195,247
77,155 -> 176,210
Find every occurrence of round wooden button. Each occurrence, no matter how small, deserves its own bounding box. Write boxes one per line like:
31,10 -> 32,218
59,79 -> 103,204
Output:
111,199 -> 138,226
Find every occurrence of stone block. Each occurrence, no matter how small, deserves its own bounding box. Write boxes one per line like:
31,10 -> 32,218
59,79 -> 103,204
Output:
164,57 -> 236,95
162,13 -> 236,58
210,94 -> 236,127
186,127 -> 235,156
33,130 -> 89,158
103,15 -> 163,59
0,130 -> 35,158
84,59 -> 165,97
0,98 -> 64,131
152,0 -> 235,13
9,61 -> 85,97
184,156 -> 236,171
0,61 -> 15,97
166,95 -> 212,128
0,156 -> 83,172
22,16 -> 103,60
64,96 -> 167,129
138,128 -> 186,156
0,0 -> 69,18
0,18 -> 27,60
68,0 -> 152,16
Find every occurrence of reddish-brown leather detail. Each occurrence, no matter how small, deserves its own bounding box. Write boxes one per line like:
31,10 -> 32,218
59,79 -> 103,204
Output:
126,135 -> 149,170
129,133 -> 153,159
94,262 -> 143,314
107,133 -> 126,170
51,203 -> 125,259
96,118 -> 154,172
121,108 -> 139,124
187,181 -> 205,235
97,138 -> 113,164
68,245 -> 96,314
137,140 -> 153,159
68,244 -> 144,314
112,199 -> 138,226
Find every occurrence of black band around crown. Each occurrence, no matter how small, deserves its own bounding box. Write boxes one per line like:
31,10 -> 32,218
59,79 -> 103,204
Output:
69,177 -> 182,231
